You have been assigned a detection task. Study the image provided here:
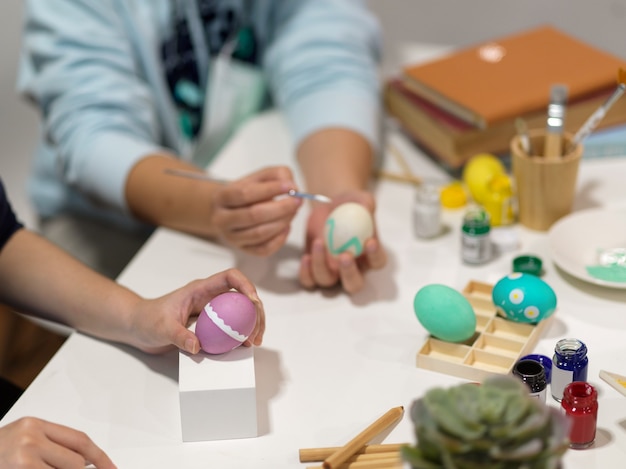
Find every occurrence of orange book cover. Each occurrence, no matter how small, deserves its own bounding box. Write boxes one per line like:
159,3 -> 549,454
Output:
402,25 -> 626,129
384,78 -> 626,168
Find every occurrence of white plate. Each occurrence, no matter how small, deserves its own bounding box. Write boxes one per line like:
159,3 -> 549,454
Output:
548,207 -> 626,288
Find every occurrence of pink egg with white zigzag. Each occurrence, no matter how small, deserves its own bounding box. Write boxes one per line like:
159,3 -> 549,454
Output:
195,292 -> 257,355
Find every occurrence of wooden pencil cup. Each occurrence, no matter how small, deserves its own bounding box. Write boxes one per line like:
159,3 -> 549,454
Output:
511,130 -> 582,231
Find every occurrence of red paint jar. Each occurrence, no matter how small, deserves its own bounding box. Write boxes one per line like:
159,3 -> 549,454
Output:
561,381 -> 598,448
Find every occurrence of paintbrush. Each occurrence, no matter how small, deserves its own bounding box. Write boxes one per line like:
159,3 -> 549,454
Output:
599,370 -> 626,397
163,168 -> 332,203
543,84 -> 568,159
568,67 -> 626,153
515,117 -> 533,155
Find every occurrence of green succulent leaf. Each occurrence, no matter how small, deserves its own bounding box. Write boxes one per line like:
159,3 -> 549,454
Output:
403,375 -> 569,469
401,445 -> 444,469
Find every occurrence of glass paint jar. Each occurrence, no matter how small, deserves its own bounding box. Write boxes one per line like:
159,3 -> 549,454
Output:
413,183 -> 441,239
461,207 -> 492,264
551,338 -> 588,402
561,381 -> 598,449
512,359 -> 547,402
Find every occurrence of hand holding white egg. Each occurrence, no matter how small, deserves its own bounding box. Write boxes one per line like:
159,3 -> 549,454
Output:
324,202 -> 374,257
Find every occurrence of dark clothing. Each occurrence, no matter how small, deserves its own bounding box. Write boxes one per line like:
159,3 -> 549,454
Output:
0,178 -> 24,251
0,377 -> 23,418
161,0 -> 253,138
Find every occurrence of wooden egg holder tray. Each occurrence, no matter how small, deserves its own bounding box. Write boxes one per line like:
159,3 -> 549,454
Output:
416,280 -> 554,382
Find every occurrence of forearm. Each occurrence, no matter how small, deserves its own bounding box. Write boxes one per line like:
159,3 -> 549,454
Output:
0,229 -> 140,342
125,154 -> 221,239
297,128 -> 374,198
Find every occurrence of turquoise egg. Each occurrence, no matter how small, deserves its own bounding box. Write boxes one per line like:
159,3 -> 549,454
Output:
413,284 -> 477,342
492,273 -> 557,323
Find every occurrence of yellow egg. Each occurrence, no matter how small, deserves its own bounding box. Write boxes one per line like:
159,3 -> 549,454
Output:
462,153 -> 506,204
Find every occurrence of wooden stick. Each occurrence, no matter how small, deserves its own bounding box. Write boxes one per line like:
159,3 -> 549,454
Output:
300,443 -> 407,462
374,170 -> 422,186
307,457 -> 403,469
349,453 -> 402,463
543,132 -> 562,160
322,406 -> 404,469
599,369 -> 626,397
387,144 -> 422,185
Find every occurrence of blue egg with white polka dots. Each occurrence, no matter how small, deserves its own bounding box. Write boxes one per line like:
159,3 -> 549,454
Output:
491,273 -> 557,324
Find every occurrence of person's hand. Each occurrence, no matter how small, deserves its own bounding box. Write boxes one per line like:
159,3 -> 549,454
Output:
123,268 -> 265,355
298,190 -> 387,294
0,417 -> 115,469
210,166 -> 302,256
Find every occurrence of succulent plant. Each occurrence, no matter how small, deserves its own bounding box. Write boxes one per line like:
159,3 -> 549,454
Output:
401,375 -> 570,469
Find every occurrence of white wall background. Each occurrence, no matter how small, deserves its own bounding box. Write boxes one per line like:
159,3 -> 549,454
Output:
0,0 -> 38,228
366,0 -> 626,72
2,0 -> 625,228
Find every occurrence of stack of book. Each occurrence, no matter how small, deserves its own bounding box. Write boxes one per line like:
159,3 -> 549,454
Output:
384,25 -> 626,168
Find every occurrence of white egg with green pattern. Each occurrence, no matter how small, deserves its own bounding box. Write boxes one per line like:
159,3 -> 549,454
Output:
324,202 -> 374,257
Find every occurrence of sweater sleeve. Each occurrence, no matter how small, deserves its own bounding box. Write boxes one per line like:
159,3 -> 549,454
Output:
0,179 -> 24,251
17,0 -> 170,213
261,0 -> 382,151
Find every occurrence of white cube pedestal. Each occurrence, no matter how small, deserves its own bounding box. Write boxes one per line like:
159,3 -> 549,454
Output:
179,345 -> 258,442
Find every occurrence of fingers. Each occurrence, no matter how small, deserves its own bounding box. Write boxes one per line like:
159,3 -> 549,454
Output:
362,237 -> 387,271
298,254 -> 315,289
219,269 -> 266,346
45,421 -> 115,469
241,166 -> 295,185
306,240 -> 365,294
219,166 -> 296,208
310,239 -> 340,287
212,176 -> 302,255
218,201 -> 298,255
241,227 -> 291,257
336,253 -> 365,294
187,269 -> 266,349
219,268 -> 263,301
299,237 -> 387,294
244,294 -> 266,347
1,417 -> 115,469
176,327 -> 201,355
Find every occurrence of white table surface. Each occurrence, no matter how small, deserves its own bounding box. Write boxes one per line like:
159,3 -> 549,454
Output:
3,111 -> 626,468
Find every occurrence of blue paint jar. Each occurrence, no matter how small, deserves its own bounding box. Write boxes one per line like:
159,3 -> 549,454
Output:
551,338 -> 588,402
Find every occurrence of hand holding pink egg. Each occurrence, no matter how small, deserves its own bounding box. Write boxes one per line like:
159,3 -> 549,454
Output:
195,291 -> 257,354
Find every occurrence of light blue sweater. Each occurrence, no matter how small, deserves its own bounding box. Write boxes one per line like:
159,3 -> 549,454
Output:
18,0 -> 382,227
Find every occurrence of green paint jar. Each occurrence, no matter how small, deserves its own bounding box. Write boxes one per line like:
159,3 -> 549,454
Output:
461,207 -> 492,264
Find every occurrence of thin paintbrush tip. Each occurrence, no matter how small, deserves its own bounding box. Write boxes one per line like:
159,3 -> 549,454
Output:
287,189 -> 332,204
618,67 -> 626,87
